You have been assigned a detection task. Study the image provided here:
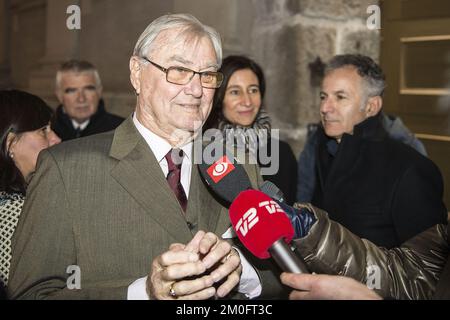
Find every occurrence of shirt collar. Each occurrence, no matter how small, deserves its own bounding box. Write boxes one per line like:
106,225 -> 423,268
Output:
71,119 -> 90,131
132,113 -> 192,163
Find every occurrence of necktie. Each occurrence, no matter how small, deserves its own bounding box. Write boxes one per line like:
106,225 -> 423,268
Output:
165,149 -> 188,212
75,127 -> 82,138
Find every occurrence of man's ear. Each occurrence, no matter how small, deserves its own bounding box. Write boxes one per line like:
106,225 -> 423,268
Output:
365,96 -> 383,117
129,56 -> 142,95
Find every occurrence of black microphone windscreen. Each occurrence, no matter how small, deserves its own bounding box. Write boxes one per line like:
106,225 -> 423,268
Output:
198,144 -> 252,204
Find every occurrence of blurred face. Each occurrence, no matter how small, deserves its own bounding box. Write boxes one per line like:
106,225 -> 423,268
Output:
9,124 -> 61,178
320,67 -> 368,142
222,69 -> 261,127
56,72 -> 102,124
130,30 -> 218,144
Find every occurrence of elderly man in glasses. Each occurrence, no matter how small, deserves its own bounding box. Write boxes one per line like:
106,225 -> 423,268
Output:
8,14 -> 284,300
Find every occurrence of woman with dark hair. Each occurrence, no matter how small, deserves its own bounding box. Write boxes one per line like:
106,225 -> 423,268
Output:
205,55 -> 297,204
0,90 -> 61,295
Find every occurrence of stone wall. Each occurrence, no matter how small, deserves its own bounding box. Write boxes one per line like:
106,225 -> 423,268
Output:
1,0 -> 380,156
250,0 -> 380,154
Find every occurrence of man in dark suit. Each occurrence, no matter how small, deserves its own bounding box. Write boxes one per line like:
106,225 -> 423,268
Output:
8,14 -> 282,300
311,54 -> 447,248
52,60 -> 124,141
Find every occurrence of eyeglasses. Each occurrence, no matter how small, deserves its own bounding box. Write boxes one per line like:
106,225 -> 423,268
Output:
141,57 -> 223,89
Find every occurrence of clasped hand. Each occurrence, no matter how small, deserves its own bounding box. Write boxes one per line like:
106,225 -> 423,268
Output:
147,230 -> 242,300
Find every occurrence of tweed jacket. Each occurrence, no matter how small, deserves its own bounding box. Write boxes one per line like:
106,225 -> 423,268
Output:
8,117 -> 284,299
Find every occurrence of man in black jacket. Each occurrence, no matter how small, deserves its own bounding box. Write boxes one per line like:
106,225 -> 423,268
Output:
311,54 -> 447,248
52,60 -> 124,141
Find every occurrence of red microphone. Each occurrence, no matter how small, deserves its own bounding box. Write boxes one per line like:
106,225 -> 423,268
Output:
229,189 -> 309,273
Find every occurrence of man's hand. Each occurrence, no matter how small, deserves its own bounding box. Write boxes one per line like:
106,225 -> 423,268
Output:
147,231 -> 215,300
196,232 -> 242,298
280,273 -> 382,300
147,231 -> 242,299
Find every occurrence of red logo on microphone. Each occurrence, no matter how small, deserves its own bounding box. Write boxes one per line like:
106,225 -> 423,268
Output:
207,156 -> 235,183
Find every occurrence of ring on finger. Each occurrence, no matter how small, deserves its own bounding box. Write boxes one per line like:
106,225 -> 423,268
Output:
225,251 -> 234,261
169,283 -> 178,299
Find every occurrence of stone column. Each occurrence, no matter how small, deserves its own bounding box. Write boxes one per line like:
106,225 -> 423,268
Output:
28,0 -> 80,103
0,0 -> 11,88
173,0 -> 256,56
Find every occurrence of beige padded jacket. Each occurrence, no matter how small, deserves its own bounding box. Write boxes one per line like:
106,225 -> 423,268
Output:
292,203 -> 449,299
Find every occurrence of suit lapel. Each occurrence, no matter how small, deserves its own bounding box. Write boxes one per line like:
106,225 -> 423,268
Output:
316,129 -> 363,193
325,135 -> 364,190
109,117 -> 192,243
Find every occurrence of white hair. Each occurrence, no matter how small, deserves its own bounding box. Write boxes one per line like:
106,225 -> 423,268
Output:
55,60 -> 102,90
133,13 -> 222,67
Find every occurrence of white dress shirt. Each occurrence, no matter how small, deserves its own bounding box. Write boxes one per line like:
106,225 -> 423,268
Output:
127,113 -> 262,299
71,119 -> 90,131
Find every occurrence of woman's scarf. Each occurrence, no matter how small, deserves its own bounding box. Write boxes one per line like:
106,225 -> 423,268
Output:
216,107 -> 272,156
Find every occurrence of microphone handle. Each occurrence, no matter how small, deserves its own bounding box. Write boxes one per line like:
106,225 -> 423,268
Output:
268,239 -> 309,274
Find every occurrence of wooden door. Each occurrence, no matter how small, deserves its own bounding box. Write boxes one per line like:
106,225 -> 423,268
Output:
381,0 -> 450,211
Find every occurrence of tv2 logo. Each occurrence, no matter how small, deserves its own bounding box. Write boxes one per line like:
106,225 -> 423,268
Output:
236,201 -> 283,236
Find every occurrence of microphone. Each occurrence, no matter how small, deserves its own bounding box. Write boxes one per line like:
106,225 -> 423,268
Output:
260,181 -> 316,239
260,180 -> 285,203
198,143 -> 252,204
197,142 -> 315,238
229,189 -> 309,274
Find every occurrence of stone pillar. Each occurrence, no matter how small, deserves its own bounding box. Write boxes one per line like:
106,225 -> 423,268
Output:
73,0 -> 175,118
173,0 -> 256,56
28,0 -> 80,104
0,0 -> 11,88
